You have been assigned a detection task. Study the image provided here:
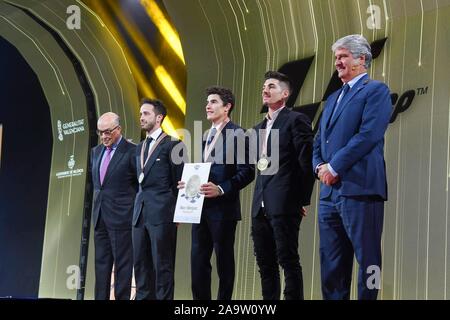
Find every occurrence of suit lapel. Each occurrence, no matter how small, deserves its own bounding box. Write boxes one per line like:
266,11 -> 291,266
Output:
323,92 -> 340,130
202,127 -> 211,162
258,108 -> 289,185
266,107 -> 289,157
102,139 -> 127,185
204,121 -> 232,163
136,142 -> 144,175
202,138 -> 206,159
270,107 -> 289,130
144,135 -> 168,175
327,75 -> 370,129
254,118 -> 267,162
94,146 -> 104,185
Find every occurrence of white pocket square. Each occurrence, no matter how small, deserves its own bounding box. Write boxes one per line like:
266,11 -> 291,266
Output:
156,158 -> 161,161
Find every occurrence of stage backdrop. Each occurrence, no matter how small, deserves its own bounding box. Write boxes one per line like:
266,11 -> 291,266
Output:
164,0 -> 450,299
2,0 -> 450,300
0,0 -> 140,299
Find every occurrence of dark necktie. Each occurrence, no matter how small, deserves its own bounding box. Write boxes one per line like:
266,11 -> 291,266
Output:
143,137 -> 153,160
207,127 -> 217,146
331,83 -> 350,123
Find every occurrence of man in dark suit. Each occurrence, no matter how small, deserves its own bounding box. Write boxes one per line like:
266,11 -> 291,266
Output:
313,34 -> 392,300
91,112 -> 137,300
180,86 -> 254,300
251,71 -> 315,300
133,98 -> 185,300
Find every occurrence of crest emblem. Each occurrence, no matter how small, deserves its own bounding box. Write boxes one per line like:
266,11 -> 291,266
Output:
68,155 -> 75,170
57,120 -> 63,141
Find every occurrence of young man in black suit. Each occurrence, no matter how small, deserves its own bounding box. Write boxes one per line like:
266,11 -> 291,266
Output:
180,86 -> 254,300
91,112 -> 137,300
251,71 -> 315,300
132,98 -> 185,300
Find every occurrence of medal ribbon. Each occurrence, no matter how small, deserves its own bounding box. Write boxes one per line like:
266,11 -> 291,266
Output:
203,119 -> 230,162
140,132 -> 168,172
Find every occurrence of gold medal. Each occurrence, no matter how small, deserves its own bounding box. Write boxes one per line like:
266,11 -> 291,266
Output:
138,172 -> 144,184
257,157 -> 269,171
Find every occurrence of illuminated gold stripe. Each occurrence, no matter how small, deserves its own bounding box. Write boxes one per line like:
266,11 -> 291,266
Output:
161,116 -> 180,139
107,1 -> 186,115
140,0 -> 185,64
84,0 -> 181,138
86,0 -> 156,98
155,66 -> 186,114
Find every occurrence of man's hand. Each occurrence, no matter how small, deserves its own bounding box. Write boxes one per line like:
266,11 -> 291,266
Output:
177,181 -> 185,189
317,164 -> 340,186
300,207 -> 308,217
322,171 -> 339,186
317,164 -> 327,180
200,182 -> 222,198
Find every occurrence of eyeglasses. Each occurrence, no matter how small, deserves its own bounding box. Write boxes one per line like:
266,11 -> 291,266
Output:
96,125 -> 119,136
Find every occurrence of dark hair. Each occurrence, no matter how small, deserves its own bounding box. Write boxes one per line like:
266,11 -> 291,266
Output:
264,71 -> 291,93
205,86 -> 235,115
140,98 -> 167,122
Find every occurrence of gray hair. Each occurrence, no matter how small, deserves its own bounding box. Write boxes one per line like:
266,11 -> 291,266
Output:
98,112 -> 120,126
332,34 -> 372,69
112,113 -> 120,126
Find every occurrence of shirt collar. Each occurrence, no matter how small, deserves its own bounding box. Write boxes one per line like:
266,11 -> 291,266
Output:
345,72 -> 367,89
147,127 -> 162,141
266,105 -> 285,122
211,122 -> 222,130
210,117 -> 230,130
110,135 -> 122,150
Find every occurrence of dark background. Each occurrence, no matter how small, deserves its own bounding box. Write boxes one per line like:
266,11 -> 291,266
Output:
0,35 -> 52,298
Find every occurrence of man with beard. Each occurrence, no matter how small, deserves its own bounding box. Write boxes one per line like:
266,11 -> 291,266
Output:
133,98 -> 185,300
251,71 -> 315,300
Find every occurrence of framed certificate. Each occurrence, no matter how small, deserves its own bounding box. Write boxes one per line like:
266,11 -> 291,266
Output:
173,162 -> 211,223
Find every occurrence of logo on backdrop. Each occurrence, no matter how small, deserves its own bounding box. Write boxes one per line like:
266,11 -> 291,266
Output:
56,119 -> 85,141
55,154 -> 84,179
68,155 -> 75,170
276,38 -> 429,132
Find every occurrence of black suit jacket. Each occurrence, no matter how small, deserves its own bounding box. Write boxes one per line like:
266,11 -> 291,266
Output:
251,108 -> 315,217
133,134 -> 184,225
91,138 -> 138,229
202,121 -> 255,221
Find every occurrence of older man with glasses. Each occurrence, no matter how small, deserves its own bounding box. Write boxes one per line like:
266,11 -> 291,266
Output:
90,112 -> 138,300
